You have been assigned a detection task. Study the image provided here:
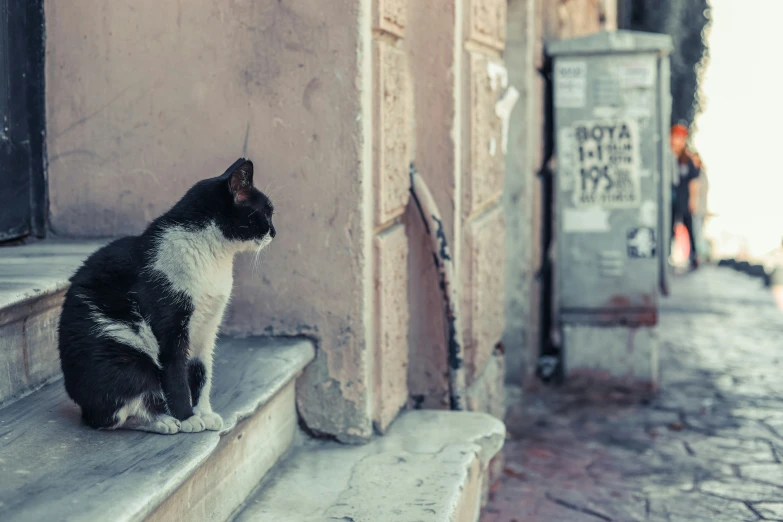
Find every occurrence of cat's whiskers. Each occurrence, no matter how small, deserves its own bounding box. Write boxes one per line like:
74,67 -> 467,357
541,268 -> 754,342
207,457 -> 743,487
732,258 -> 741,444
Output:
268,184 -> 288,200
250,234 -> 274,279
264,178 -> 277,195
252,243 -> 264,278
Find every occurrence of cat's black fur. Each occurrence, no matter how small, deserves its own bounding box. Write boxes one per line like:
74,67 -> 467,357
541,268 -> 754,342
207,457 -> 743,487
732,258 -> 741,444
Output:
58,159 -> 274,434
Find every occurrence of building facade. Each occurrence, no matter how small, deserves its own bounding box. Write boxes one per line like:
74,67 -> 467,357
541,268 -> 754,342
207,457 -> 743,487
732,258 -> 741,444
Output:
40,0 -> 615,443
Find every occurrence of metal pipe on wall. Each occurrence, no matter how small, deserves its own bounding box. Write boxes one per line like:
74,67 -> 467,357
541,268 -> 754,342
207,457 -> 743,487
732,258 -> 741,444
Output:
409,164 -> 466,410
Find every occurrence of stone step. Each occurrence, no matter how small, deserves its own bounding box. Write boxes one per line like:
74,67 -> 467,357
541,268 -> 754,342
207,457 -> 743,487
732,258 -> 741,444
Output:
0,337 -> 314,522
232,410 -> 506,522
0,240 -> 105,404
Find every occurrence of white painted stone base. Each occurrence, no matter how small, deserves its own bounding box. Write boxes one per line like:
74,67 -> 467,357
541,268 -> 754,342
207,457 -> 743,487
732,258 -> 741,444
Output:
147,381 -> 297,522
235,410 -> 506,522
0,339 -> 313,522
562,324 -> 659,386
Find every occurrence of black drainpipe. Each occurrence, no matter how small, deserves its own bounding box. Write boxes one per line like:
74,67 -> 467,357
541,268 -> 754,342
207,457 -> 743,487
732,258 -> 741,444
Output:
535,56 -> 564,384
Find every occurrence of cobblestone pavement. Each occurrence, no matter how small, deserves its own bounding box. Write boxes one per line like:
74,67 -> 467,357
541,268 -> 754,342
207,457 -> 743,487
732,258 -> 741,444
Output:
484,267 -> 783,521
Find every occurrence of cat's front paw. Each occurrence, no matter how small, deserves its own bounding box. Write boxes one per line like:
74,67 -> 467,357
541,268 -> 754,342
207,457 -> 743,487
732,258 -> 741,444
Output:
180,415 -> 206,433
151,415 -> 181,435
195,410 -> 223,431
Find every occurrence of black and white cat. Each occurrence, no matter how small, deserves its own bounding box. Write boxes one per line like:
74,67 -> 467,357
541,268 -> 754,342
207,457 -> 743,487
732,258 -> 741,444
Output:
58,158 -> 274,434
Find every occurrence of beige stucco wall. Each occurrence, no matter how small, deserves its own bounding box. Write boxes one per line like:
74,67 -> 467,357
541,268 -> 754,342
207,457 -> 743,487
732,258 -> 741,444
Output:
503,0 -> 539,385
45,0 -> 375,442
543,0 -> 616,40
459,0 -> 509,416
406,0 -> 512,417
43,0 -> 569,441
405,0 -> 458,411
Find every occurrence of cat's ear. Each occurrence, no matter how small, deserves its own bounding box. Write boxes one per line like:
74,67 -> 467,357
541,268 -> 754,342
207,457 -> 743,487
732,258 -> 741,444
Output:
228,160 -> 254,203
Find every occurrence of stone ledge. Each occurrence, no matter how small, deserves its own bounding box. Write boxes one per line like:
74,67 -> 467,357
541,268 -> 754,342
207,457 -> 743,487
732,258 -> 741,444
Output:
0,337 -> 314,522
0,240 -> 105,404
0,240 -> 105,318
234,410 -> 506,522
0,296 -> 63,405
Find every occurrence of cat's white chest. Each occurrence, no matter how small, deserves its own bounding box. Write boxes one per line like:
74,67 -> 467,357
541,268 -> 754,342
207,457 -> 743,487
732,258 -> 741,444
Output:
152,223 -> 236,356
152,223 -> 234,299
188,288 -> 230,357
189,259 -> 234,304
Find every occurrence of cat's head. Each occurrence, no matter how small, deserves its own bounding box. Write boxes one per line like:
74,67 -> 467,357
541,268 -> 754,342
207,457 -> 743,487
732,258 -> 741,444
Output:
208,158 -> 275,252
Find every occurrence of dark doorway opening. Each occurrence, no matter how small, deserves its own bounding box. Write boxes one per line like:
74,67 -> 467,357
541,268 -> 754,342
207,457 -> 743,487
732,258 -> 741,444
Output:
0,0 -> 46,242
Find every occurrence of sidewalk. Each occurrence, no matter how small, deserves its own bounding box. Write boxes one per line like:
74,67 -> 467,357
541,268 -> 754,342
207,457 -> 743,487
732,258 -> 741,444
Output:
485,267 -> 783,521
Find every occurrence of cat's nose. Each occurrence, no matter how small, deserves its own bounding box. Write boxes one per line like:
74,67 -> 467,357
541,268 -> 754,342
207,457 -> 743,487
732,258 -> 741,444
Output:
269,224 -> 276,239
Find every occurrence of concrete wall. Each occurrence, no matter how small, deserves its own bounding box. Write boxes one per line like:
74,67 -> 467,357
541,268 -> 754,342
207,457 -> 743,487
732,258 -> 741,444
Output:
370,0 -> 411,433
543,0 -> 616,40
406,0 -> 515,419
459,0 -> 512,418
45,0 -> 375,442
43,0 -> 570,441
405,0 -> 457,411
503,0 -> 540,386
405,0 -> 513,418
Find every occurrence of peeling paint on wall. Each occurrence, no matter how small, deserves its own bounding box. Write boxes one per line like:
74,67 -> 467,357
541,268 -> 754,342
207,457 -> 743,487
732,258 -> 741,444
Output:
486,60 -> 509,91
495,86 -> 520,154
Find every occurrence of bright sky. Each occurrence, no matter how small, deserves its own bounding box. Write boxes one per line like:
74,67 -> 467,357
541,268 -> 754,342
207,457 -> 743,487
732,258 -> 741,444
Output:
693,0 -> 783,256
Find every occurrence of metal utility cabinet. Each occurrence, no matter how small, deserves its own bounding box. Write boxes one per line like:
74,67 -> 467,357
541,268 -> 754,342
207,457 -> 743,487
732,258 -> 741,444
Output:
547,30 -> 673,386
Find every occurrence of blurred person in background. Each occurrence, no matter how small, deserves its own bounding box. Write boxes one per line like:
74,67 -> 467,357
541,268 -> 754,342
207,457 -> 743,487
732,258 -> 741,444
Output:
690,151 -> 709,262
670,123 -> 701,270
